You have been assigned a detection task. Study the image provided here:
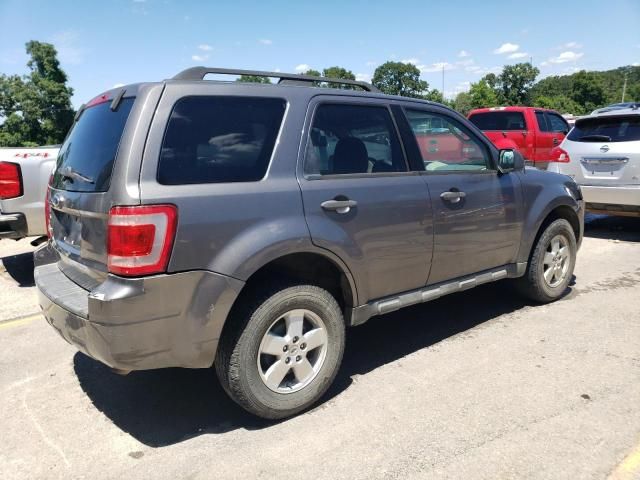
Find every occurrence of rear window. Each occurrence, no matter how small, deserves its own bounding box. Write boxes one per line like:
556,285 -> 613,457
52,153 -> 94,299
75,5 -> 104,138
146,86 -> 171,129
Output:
568,115 -> 640,143
468,111 -> 526,131
158,96 -> 286,185
52,98 -> 134,192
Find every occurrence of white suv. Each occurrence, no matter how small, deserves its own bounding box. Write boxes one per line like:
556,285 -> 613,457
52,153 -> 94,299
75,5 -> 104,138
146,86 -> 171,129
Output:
549,108 -> 640,217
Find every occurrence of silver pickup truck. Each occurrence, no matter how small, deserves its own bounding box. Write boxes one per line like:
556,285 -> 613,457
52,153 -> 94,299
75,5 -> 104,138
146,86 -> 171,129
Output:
0,146 -> 58,240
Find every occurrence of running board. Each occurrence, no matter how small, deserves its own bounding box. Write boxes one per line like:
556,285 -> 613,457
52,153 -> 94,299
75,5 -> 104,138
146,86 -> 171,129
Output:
349,263 -> 526,326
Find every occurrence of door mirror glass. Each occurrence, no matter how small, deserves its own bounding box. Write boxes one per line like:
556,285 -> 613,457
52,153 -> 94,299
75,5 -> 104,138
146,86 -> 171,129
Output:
498,149 -> 523,172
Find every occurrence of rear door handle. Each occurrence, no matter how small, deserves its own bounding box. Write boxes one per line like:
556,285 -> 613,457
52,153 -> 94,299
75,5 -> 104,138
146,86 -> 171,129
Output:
321,199 -> 358,214
440,191 -> 466,203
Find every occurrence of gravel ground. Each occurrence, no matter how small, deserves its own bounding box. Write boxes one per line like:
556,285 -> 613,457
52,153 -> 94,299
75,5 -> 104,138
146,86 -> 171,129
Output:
0,214 -> 639,480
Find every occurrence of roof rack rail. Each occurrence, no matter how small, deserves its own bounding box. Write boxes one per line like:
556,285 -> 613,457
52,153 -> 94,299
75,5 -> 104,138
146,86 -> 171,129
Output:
171,66 -> 380,93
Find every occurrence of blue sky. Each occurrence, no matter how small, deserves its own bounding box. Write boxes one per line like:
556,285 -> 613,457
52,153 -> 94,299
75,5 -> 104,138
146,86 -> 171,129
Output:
1,0 -> 639,107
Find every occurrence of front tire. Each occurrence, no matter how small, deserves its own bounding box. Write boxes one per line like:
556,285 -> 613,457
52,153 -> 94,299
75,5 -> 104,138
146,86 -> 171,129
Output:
516,218 -> 577,303
215,284 -> 345,419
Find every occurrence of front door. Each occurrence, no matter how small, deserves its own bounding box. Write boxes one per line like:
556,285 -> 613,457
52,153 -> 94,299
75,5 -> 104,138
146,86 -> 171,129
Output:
297,99 -> 433,303
402,107 -> 523,284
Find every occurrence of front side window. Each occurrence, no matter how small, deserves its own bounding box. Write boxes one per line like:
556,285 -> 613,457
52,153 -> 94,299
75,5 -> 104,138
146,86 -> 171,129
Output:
304,104 -> 407,176
468,111 -> 526,131
406,109 -> 491,172
158,96 -> 286,185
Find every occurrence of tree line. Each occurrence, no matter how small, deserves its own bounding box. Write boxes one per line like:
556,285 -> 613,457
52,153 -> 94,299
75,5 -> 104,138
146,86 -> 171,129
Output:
1,41 -> 638,147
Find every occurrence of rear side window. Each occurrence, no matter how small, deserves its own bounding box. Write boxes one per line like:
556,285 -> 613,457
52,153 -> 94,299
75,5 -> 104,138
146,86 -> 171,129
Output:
304,104 -> 406,176
546,112 -> 569,133
568,115 -> 640,143
535,111 -> 550,132
52,98 -> 134,192
158,96 -> 286,185
468,111 -> 526,131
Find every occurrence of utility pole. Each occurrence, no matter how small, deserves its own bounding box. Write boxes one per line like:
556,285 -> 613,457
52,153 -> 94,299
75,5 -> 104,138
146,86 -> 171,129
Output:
621,72 -> 628,103
442,63 -> 445,100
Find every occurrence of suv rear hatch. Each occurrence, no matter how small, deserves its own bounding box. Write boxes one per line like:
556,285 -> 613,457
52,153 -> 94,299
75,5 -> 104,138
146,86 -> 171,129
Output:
49,93 -> 136,289
558,113 -> 640,187
468,110 -> 529,155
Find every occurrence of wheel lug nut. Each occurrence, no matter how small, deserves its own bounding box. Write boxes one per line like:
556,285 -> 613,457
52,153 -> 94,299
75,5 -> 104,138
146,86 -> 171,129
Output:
296,355 -> 301,362
293,336 -> 299,343
300,343 -> 306,350
285,357 -> 291,364
283,345 -> 288,352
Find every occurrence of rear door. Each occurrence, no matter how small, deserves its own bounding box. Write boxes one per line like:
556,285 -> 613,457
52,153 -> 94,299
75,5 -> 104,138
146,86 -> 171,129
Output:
403,107 -> 523,284
468,110 -> 529,158
298,97 -> 433,303
558,114 -> 640,187
48,87 -> 158,288
533,110 -> 554,163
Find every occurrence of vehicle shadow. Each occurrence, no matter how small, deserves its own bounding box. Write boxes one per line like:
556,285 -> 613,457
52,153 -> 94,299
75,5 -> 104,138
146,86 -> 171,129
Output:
583,213 -> 640,242
74,280 -> 541,447
0,251 -> 35,287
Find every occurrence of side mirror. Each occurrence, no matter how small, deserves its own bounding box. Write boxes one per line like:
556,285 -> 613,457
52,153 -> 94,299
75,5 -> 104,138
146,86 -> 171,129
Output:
498,149 -> 524,173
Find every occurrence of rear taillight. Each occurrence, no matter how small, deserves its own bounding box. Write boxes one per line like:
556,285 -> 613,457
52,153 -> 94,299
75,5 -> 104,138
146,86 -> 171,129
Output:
0,161 -> 23,199
549,147 -> 571,163
45,175 -> 53,237
107,205 -> 177,276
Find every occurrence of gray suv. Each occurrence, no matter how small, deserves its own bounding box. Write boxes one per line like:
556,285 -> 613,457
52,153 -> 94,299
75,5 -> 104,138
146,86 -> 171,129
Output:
35,67 -> 584,419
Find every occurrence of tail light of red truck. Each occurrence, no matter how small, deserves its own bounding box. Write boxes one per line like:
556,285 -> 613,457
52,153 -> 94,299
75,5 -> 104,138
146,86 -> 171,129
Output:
0,161 -> 23,199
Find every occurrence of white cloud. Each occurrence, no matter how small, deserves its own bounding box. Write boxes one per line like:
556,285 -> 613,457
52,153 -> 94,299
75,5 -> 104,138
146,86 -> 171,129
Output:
191,54 -> 209,62
508,52 -> 529,59
198,44 -> 212,51
540,61 -> 550,67
456,58 -> 474,67
419,62 -> 455,73
549,51 -> 583,64
356,73 -> 371,82
258,39 -> 273,45
365,60 -> 378,66
493,42 -> 519,54
631,62 -> 639,67
50,31 -> 86,65
458,50 -> 470,58
295,64 -> 310,72
401,58 -> 420,65
112,83 -> 125,88
555,41 -> 583,50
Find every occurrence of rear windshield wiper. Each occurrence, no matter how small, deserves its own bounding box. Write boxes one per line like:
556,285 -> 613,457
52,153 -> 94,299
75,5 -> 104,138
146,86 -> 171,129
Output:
578,134 -> 612,142
60,166 -> 95,184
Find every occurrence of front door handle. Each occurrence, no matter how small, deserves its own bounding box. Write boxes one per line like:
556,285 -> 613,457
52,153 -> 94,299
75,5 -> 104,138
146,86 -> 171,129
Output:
440,191 -> 466,203
321,199 -> 358,214
553,137 -> 559,145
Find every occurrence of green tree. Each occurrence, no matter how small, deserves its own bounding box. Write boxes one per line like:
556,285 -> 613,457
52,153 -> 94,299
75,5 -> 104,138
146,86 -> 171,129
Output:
0,41 -> 74,147
453,91 -> 473,115
322,66 -> 355,80
372,61 -> 428,98
303,69 -> 321,77
497,63 -> 539,105
236,75 -> 271,84
423,89 -> 444,103
468,80 -> 498,109
532,95 -> 580,114
570,71 -> 606,112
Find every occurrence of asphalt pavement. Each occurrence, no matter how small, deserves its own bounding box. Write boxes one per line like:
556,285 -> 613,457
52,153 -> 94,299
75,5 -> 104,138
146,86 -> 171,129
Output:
0,215 -> 639,479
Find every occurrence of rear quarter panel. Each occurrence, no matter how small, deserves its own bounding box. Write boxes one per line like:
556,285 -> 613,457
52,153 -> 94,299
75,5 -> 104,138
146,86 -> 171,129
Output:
0,148 -> 58,236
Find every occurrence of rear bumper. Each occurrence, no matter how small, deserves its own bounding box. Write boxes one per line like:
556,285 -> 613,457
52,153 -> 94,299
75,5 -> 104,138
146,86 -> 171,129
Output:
0,212 -> 27,239
34,243 -> 244,371
582,185 -> 640,216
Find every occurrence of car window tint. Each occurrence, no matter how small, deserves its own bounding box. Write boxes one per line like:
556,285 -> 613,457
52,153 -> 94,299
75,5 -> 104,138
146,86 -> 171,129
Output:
568,115 -> 640,142
406,109 -> 491,172
304,104 -> 407,176
546,113 -> 569,133
535,111 -> 550,132
158,96 -> 286,185
468,111 -> 526,130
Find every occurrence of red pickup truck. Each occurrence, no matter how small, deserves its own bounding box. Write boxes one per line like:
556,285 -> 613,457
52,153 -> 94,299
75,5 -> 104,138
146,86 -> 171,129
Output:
468,107 -> 570,168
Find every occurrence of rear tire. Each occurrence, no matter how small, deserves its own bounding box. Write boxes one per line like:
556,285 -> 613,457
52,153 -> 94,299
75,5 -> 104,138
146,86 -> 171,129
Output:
215,284 -> 345,419
516,218 -> 577,303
